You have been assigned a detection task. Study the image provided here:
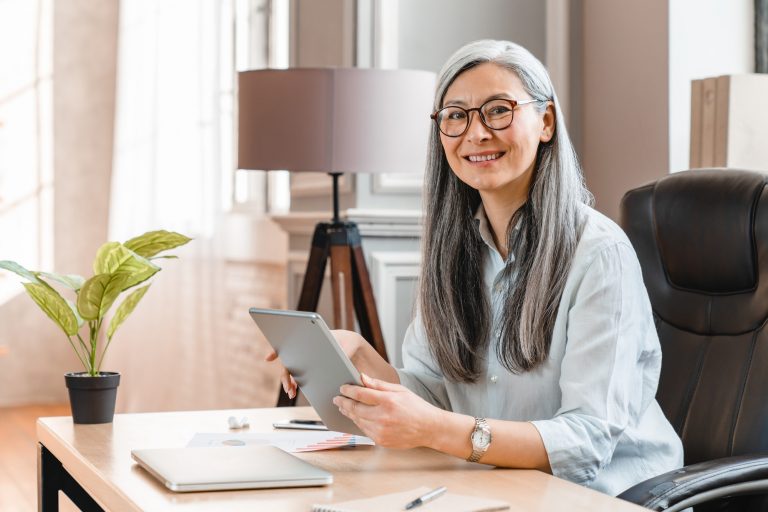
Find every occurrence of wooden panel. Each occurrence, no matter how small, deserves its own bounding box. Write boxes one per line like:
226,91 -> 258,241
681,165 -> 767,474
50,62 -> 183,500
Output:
699,77 -> 717,167
690,74 -> 768,172
713,75 -> 730,167
689,79 -> 702,168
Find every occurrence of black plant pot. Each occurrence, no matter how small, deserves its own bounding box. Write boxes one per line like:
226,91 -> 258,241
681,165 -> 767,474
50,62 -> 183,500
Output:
64,372 -> 120,424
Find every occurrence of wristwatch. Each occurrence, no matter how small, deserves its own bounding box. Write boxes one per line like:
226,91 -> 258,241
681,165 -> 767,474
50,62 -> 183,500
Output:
467,417 -> 492,462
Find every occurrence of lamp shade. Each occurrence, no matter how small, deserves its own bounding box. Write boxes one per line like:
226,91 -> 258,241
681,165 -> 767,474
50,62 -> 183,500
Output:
237,68 -> 435,174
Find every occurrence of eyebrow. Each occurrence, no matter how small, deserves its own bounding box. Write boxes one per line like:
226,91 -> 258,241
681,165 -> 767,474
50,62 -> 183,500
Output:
443,93 -> 515,107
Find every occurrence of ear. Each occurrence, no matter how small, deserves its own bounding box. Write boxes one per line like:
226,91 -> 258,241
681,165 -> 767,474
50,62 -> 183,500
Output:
540,101 -> 555,143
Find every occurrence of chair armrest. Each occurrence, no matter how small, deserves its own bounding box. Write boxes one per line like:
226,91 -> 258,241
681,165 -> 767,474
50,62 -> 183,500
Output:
618,453 -> 768,511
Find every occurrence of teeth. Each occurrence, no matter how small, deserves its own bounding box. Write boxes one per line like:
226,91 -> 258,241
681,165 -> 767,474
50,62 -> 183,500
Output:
468,153 -> 501,162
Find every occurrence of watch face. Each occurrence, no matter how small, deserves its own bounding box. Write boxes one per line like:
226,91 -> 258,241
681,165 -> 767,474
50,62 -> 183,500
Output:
472,429 -> 491,448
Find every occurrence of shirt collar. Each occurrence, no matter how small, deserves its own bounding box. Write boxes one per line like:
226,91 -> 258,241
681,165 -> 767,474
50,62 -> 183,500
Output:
473,203 -> 520,266
473,203 -> 496,251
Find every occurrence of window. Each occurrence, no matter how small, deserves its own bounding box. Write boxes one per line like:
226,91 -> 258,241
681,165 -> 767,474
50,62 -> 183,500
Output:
232,0 -> 290,214
0,0 -> 53,304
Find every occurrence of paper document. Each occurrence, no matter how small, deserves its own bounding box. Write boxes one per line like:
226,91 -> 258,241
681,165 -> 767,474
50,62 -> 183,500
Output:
312,486 -> 510,512
187,431 -> 374,453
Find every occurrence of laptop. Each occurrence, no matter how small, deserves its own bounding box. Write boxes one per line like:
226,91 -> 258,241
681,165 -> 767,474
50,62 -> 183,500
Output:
131,445 -> 333,492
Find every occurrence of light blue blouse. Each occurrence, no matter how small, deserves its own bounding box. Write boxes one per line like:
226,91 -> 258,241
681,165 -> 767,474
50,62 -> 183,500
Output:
396,205 -> 683,496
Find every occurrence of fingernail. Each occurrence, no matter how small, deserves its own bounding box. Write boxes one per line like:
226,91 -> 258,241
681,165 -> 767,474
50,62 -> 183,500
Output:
289,390 -> 296,399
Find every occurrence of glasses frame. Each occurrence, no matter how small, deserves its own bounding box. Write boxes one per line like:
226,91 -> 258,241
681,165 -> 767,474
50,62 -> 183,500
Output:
430,98 -> 542,138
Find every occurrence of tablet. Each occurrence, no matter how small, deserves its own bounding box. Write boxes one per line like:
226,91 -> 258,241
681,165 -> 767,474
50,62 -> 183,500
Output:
249,308 -> 365,435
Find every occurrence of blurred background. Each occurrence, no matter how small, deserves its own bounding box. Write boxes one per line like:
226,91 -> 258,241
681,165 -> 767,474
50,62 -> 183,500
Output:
0,0 -> 759,413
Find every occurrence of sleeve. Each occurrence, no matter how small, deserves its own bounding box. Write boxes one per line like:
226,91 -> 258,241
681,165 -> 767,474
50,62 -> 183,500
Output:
395,311 -> 452,410
530,241 -> 662,486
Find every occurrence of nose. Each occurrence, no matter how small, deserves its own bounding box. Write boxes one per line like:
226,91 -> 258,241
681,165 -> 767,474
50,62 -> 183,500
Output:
464,110 -> 491,142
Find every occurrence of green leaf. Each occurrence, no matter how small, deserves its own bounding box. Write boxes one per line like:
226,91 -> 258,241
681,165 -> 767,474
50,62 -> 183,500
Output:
148,255 -> 179,260
107,284 -> 150,340
22,283 -> 79,336
38,272 -> 86,291
0,260 -> 41,284
93,242 -> 160,290
124,230 -> 192,258
77,273 -> 130,321
66,299 -> 85,328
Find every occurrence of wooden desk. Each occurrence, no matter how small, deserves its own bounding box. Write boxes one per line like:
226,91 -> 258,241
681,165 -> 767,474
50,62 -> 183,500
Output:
37,407 -> 646,511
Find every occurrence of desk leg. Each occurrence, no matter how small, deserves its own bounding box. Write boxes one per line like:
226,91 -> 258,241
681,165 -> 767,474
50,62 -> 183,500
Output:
38,444 -> 105,512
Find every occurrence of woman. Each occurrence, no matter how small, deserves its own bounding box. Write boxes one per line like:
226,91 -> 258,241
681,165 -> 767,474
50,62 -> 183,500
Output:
268,39 -> 683,496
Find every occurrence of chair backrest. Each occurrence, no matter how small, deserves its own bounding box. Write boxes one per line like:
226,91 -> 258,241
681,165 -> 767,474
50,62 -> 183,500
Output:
620,169 -> 768,466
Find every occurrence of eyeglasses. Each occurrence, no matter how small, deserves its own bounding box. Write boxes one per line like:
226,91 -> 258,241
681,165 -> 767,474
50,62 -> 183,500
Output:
430,98 -> 542,137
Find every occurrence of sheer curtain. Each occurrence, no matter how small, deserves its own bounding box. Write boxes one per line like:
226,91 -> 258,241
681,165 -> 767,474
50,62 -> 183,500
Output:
107,0 -> 281,412
109,0 -> 229,240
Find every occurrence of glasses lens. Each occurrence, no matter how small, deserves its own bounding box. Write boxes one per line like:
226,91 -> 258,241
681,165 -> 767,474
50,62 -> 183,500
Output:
436,107 -> 468,136
481,99 -> 515,130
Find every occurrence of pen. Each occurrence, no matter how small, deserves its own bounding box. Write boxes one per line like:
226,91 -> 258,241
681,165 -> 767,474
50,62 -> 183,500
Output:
404,486 -> 447,510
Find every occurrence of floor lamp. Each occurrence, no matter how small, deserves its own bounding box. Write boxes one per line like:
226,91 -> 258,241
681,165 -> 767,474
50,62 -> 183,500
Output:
238,68 -> 435,406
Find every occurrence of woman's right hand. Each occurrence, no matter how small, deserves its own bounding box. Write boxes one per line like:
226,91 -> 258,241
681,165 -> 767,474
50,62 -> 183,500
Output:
264,350 -> 298,399
264,329 -> 365,399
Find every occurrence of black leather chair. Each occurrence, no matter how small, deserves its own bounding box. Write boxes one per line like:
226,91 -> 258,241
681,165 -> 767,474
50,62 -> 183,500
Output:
618,169 -> 768,511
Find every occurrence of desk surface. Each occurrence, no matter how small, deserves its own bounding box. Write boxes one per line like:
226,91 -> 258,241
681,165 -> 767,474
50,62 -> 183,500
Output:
37,407 -> 645,512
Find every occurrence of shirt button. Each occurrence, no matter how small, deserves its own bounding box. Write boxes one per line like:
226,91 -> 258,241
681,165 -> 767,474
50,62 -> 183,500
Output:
490,375 -> 499,384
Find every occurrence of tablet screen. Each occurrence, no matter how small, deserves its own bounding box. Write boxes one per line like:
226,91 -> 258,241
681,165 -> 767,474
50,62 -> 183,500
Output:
249,308 -> 364,435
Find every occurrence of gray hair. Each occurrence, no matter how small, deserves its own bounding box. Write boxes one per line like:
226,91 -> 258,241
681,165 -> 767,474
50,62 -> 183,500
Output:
420,39 -> 592,382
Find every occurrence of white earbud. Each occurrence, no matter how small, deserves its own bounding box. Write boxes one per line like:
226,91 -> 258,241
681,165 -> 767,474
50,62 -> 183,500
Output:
228,416 -> 250,429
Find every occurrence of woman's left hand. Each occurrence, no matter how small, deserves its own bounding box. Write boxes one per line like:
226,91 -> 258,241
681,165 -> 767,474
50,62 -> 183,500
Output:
333,373 -> 445,449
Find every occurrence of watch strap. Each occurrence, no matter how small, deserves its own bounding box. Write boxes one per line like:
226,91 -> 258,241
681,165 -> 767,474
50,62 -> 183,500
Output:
467,417 -> 491,463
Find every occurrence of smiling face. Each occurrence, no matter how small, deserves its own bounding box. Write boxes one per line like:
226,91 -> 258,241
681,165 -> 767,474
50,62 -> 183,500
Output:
439,62 -> 554,207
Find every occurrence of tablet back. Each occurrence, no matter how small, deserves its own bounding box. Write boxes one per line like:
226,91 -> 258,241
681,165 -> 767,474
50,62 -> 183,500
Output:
131,445 -> 332,492
250,308 -> 364,435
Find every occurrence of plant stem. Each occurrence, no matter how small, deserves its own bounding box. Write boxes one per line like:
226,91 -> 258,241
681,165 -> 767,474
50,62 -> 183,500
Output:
66,335 -> 90,371
89,320 -> 98,376
75,332 -> 89,355
95,318 -> 109,373
96,335 -> 113,373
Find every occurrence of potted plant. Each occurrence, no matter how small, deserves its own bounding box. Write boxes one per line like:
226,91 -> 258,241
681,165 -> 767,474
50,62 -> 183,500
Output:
0,230 -> 191,423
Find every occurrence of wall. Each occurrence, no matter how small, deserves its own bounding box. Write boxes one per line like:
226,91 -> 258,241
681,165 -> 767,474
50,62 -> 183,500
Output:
395,0 -> 546,73
578,0 -> 670,220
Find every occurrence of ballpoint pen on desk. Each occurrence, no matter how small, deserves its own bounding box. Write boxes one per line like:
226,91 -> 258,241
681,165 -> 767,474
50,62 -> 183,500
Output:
404,486 -> 447,510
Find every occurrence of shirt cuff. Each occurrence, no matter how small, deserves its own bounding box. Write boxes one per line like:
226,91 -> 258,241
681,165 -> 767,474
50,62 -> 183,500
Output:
530,416 -> 611,486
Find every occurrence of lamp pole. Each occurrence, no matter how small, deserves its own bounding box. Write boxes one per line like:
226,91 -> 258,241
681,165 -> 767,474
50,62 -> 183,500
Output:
330,172 -> 342,224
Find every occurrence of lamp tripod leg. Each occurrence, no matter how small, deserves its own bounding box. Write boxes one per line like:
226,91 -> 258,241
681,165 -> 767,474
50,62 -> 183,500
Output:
330,244 -> 356,331
275,221 -> 389,408
350,243 -> 387,361
296,223 -> 330,312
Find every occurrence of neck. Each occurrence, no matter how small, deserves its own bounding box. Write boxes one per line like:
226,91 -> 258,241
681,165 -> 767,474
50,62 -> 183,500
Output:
480,194 -> 527,261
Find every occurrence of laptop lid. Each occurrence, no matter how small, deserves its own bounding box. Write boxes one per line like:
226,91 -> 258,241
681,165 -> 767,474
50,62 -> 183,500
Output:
131,445 -> 333,492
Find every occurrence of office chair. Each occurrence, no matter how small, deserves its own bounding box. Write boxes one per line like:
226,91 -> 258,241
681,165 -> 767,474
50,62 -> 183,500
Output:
617,169 -> 768,511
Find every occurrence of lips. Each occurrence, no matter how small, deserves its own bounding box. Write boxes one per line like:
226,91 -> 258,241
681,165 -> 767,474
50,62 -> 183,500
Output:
465,152 -> 504,162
